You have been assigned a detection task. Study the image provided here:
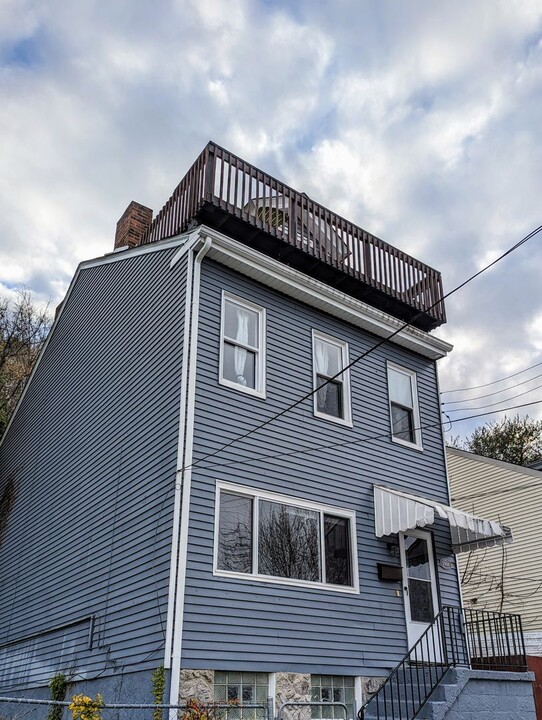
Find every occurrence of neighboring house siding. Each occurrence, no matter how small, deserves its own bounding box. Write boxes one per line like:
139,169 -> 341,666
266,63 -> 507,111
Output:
0,246 -> 187,689
448,448 -> 542,635
182,258 -> 460,676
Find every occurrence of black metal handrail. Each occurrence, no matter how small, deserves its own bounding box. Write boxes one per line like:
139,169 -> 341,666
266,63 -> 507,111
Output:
358,606 -> 527,720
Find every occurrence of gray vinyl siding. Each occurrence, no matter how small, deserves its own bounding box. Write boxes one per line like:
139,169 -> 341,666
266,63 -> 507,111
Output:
183,258 -> 460,676
0,245 -> 187,690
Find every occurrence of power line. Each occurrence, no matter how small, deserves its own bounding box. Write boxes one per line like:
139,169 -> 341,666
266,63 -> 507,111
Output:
441,359 -> 542,395
190,399 -> 542,474
442,369 -> 542,405
188,223 -> 542,471
445,380 -> 542,412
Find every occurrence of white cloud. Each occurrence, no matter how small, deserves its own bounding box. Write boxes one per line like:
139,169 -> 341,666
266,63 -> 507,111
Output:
1,0 -> 542,438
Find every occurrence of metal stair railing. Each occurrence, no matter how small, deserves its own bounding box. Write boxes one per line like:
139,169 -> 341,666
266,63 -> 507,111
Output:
358,606 -> 527,720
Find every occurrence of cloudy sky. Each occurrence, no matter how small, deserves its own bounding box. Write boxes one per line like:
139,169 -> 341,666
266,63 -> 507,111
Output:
1,0 -> 542,441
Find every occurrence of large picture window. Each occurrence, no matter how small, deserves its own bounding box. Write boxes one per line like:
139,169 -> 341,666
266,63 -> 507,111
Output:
215,483 -> 357,592
387,363 -> 422,449
312,331 -> 352,426
220,293 -> 266,397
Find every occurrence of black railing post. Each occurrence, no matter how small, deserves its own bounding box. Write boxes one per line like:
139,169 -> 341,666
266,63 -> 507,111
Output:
517,613 -> 528,670
204,143 -> 216,202
439,609 -> 448,666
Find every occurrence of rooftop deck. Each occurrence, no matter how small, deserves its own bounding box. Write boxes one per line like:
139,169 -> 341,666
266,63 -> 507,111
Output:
142,142 -> 446,330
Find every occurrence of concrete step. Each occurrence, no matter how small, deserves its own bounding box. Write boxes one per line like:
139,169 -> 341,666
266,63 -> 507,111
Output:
361,668 -> 461,720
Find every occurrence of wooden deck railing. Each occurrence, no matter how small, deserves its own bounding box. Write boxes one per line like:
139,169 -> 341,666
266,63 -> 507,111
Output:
142,142 -> 446,327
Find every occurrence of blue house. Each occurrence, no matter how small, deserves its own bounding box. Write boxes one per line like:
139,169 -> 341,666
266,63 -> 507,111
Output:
0,143 -> 535,720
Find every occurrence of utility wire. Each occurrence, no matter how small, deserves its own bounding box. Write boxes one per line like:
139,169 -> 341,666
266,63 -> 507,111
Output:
442,369 -> 542,405
190,399 -> 542,473
188,223 -> 542,471
441,359 -> 542,395
445,380 -> 542,413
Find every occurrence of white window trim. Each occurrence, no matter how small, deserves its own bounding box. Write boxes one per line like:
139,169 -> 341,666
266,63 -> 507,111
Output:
312,329 -> 352,427
213,480 -> 359,594
219,291 -> 266,399
387,361 -> 423,451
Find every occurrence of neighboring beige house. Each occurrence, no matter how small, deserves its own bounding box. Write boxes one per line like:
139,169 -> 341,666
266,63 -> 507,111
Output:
447,446 -> 542,655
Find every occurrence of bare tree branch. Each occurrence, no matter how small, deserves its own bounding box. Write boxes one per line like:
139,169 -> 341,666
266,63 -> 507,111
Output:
0,289 -> 52,436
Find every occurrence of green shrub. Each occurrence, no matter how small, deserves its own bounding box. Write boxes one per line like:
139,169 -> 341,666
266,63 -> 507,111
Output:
48,672 -> 68,720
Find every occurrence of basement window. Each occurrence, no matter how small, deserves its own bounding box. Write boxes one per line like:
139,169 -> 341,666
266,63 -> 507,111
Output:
311,676 -> 355,719
214,671 -> 268,720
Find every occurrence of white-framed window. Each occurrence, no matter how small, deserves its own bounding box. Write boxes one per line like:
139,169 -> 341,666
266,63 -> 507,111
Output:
214,481 -> 358,594
387,362 -> 422,449
219,292 -> 266,398
312,330 -> 352,426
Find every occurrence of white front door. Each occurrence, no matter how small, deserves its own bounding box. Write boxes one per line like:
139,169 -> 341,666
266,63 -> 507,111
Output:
399,529 -> 441,658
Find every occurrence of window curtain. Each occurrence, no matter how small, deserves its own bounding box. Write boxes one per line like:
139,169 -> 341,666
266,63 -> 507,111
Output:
234,307 -> 250,386
315,339 -> 331,401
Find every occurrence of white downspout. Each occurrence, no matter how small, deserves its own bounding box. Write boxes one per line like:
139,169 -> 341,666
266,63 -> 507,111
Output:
168,235 -> 212,711
164,236 -> 196,667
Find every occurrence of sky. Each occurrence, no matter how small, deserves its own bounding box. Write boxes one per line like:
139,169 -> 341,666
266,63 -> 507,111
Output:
1,0 -> 542,442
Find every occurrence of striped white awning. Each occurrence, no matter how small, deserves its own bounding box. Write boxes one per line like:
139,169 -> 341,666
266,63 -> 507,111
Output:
374,484 -> 513,554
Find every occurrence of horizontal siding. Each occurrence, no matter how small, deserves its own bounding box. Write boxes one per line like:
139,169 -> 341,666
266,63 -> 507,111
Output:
0,247 -> 188,689
448,448 -> 542,631
183,258 -> 460,676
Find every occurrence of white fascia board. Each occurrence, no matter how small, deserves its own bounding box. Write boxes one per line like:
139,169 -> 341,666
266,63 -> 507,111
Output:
81,231 -> 193,270
197,225 -> 453,360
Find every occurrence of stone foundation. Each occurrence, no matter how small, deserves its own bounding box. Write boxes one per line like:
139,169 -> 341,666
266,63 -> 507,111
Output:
178,669 -> 367,715
179,669 -> 214,702
275,673 -> 311,720
359,676 -> 387,702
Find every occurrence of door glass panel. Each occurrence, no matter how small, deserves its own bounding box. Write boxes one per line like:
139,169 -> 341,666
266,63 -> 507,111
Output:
405,536 -> 431,580
409,578 -> 434,622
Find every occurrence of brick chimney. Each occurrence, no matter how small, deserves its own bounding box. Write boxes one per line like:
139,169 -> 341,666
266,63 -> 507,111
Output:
114,201 -> 153,249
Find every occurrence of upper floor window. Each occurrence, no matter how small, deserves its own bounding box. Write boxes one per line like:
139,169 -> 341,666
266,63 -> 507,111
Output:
215,482 -> 358,593
312,331 -> 352,426
387,363 -> 422,449
220,292 -> 266,398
